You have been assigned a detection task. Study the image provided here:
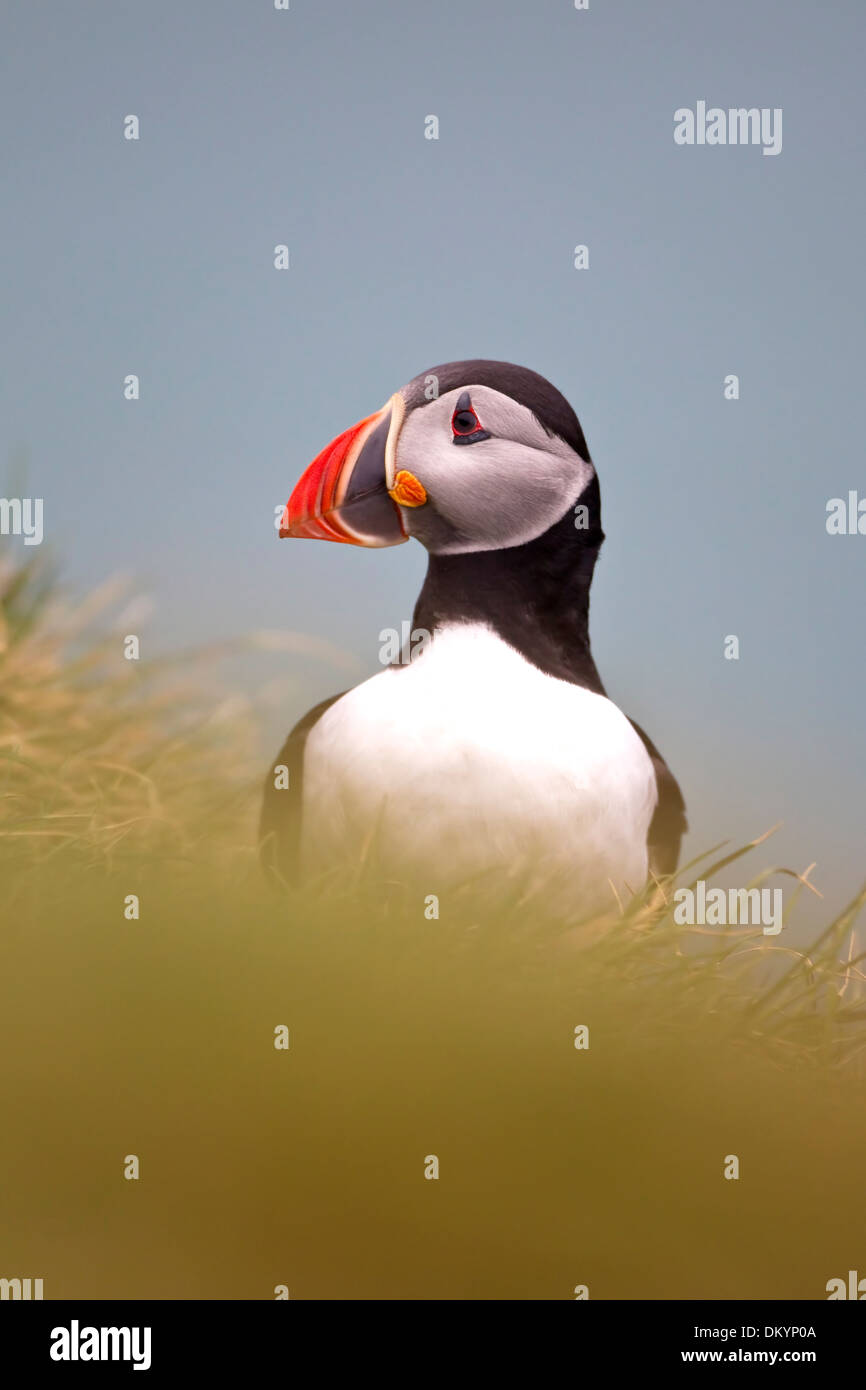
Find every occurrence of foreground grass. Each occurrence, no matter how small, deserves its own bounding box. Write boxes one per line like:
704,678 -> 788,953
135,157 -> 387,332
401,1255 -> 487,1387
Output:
1,550 -> 865,1298
0,550 -> 257,872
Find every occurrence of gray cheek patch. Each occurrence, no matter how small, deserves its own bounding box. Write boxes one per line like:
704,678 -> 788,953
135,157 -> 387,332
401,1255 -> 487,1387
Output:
397,386 -> 596,554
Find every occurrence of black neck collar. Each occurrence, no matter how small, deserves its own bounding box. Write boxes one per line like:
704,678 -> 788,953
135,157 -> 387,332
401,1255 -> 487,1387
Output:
411,501 -> 606,694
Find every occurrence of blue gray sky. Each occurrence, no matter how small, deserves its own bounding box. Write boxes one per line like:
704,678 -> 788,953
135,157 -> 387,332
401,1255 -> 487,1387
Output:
2,0 -> 864,920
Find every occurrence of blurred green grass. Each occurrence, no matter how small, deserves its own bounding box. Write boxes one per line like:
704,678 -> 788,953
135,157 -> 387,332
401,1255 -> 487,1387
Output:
1,550 -> 865,1299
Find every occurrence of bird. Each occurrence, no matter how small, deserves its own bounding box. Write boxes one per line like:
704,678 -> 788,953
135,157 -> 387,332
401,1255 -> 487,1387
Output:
260,359 -> 686,917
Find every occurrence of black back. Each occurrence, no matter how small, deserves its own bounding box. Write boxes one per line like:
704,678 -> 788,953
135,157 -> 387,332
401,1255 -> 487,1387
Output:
259,693 -> 345,885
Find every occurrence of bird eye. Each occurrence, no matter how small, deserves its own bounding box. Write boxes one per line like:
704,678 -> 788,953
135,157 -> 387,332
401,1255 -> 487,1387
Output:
451,392 -> 490,446
453,409 -> 478,433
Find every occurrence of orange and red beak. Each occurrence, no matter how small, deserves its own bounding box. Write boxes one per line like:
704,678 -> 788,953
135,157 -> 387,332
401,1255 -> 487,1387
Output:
279,393 -> 410,547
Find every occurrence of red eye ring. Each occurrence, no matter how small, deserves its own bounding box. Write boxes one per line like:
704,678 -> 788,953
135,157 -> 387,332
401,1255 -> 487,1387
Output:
450,392 -> 491,446
452,406 -> 481,435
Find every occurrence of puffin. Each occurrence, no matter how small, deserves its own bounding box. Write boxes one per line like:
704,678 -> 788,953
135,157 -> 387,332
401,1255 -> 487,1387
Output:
260,359 -> 686,916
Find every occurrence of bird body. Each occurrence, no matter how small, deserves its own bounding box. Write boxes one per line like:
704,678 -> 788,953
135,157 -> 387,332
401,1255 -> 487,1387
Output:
300,622 -> 657,913
261,359 -> 686,911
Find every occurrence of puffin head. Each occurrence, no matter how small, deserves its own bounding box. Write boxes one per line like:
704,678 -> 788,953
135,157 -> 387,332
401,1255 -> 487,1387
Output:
279,359 -> 600,555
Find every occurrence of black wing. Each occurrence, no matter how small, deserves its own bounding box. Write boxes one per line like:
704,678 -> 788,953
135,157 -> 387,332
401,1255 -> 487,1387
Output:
628,719 -> 688,878
259,692 -> 347,885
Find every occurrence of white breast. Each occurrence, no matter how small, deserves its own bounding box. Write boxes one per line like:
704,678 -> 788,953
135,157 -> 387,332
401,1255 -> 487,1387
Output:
301,623 -> 657,916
